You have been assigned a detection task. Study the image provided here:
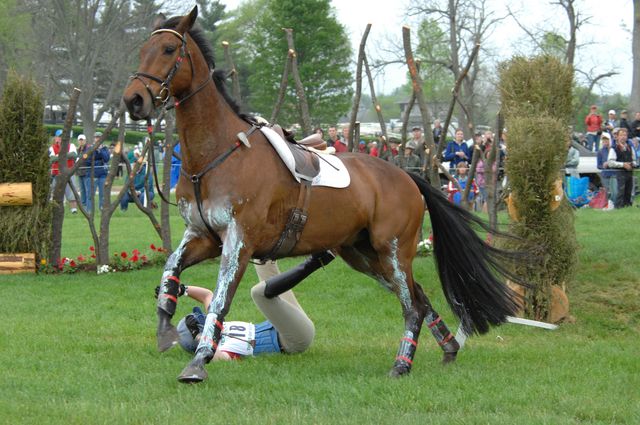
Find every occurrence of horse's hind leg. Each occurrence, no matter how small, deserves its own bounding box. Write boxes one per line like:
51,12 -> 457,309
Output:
156,230 -> 218,352
418,289 -> 460,364
339,242 -> 427,377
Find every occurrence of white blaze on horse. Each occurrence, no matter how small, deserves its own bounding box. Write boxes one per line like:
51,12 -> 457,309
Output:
122,6 -> 523,384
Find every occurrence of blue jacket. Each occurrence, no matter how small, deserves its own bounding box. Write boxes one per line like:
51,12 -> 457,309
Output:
443,141 -> 471,167
83,145 -> 110,178
597,147 -> 614,177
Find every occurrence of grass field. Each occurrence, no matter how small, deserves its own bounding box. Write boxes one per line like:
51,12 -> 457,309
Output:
1,206 -> 639,425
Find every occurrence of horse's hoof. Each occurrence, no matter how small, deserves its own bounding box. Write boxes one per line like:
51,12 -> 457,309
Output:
177,350 -> 212,384
177,365 -> 208,384
388,364 -> 412,378
157,324 -> 179,352
442,351 -> 458,365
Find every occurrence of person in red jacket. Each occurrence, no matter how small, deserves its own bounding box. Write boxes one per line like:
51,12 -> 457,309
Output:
49,129 -> 79,213
334,126 -> 349,153
584,105 -> 603,152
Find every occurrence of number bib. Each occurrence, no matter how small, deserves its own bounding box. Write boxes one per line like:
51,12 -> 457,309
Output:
219,321 -> 256,357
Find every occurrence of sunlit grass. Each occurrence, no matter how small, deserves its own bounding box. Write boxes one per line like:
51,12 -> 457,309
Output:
1,206 -> 639,424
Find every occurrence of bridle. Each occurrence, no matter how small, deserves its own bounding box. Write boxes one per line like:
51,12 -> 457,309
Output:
129,28 -> 211,111
128,27 -> 260,231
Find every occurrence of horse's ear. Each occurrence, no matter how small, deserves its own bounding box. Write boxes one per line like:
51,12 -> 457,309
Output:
176,5 -> 198,33
151,13 -> 166,30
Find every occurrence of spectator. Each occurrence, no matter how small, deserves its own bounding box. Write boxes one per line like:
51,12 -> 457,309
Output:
48,129 -> 78,214
584,105 -> 603,152
472,135 -> 488,212
607,128 -> 636,208
394,140 -> 421,172
447,161 -> 478,206
432,119 -> 443,146
76,134 -> 89,210
410,126 -> 425,161
382,137 -> 400,163
84,132 -> 111,212
604,109 -> 618,135
326,126 -> 339,148
169,141 -> 181,190
314,127 -> 324,139
597,132 -> 616,205
631,137 -> 640,198
618,110 -> 631,134
368,140 -> 379,157
630,111 -> 640,138
357,140 -> 368,153
565,142 -> 580,178
340,126 -> 349,143
443,128 -> 471,172
120,147 -> 155,211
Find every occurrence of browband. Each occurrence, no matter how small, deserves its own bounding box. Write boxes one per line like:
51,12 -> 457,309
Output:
151,28 -> 186,42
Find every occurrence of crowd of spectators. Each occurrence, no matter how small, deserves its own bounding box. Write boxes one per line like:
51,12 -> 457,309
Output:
48,130 -> 159,213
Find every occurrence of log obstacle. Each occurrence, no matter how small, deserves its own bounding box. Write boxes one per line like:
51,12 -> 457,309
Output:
0,182 -> 36,274
0,182 -> 33,206
0,253 -> 36,274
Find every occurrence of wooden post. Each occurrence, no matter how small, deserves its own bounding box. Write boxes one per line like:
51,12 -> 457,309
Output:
0,183 -> 36,274
349,24 -> 372,152
222,41 -> 242,102
402,26 -> 438,184
0,183 -> 33,206
283,28 -> 311,135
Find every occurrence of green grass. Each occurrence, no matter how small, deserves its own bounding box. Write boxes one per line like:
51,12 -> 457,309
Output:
1,207 -> 639,424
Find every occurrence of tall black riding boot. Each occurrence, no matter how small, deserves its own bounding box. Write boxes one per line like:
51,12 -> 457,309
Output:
263,251 -> 335,298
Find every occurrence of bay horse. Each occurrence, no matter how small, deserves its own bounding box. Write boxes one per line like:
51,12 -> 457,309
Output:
122,6 -> 521,384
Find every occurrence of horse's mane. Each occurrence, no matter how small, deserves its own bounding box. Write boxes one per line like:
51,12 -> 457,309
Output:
158,16 -> 256,124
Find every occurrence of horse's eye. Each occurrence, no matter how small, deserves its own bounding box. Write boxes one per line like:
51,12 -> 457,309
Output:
164,46 -> 176,55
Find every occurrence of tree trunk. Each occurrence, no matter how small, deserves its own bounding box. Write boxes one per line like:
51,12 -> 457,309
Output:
363,53 -> 387,141
49,88 -> 81,266
349,24 -> 372,152
631,0 -> 640,113
222,41 -> 242,103
97,106 -> 128,266
270,53 -> 291,124
284,28 -> 311,135
402,26 -> 438,184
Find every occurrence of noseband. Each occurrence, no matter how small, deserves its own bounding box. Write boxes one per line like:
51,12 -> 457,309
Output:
130,28 -> 211,110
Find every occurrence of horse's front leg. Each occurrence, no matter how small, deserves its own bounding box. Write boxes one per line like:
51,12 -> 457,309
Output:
177,226 -> 251,383
156,229 -> 219,352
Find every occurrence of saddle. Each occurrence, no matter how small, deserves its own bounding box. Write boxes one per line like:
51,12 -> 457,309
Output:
269,124 -> 329,181
260,124 -> 332,261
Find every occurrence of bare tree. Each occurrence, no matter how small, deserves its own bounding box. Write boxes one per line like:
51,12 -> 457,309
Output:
27,0 -> 163,137
407,0 -> 506,134
508,0 -> 618,115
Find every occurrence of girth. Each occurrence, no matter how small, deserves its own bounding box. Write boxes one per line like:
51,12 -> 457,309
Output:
263,179 -> 312,260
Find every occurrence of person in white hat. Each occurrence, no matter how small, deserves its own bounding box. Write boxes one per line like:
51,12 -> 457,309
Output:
605,109 -> 618,135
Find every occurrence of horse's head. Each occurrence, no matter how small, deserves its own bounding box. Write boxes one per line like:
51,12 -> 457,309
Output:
123,6 -> 200,121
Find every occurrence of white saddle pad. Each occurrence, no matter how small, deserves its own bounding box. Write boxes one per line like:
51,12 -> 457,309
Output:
260,127 -> 350,188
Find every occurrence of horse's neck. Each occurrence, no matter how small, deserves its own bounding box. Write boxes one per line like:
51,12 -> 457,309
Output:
175,87 -> 246,174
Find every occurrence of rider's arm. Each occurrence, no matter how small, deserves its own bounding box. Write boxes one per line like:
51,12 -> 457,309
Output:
185,285 -> 213,310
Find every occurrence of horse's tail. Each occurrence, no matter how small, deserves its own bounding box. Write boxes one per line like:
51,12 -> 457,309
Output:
406,172 -> 521,335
